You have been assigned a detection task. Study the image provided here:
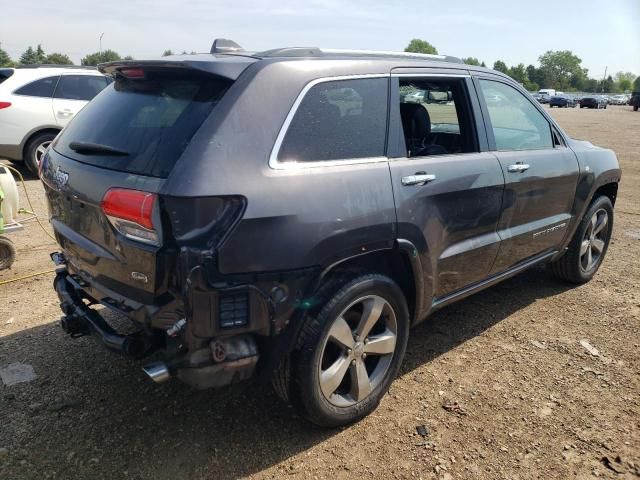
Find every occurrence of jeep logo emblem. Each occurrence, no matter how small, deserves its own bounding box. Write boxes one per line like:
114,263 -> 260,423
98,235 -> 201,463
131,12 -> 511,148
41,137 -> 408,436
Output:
52,165 -> 69,189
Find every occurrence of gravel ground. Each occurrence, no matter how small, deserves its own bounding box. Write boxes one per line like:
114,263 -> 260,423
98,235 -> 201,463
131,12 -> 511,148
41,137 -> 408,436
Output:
0,105 -> 638,480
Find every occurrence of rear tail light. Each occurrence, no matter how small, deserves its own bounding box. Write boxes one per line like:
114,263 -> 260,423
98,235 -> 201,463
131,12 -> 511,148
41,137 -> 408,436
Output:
101,188 -> 160,246
0,102 -> 11,109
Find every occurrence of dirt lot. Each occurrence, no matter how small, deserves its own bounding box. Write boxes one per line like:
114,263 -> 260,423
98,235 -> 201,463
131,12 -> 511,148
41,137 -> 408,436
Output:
0,105 -> 638,480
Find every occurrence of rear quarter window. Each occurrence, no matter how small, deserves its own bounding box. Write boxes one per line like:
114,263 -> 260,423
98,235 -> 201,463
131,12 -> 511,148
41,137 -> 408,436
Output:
0,68 -> 14,84
53,69 -> 231,178
276,77 -> 388,164
14,76 -> 60,97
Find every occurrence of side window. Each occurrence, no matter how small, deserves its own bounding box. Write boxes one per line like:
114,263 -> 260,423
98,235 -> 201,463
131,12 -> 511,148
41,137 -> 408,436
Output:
277,78 -> 388,163
14,76 -> 60,98
479,79 -> 552,151
54,75 -> 109,101
399,78 -> 478,157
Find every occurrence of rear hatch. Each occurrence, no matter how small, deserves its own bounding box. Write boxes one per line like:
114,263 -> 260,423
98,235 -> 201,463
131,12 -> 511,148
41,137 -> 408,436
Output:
41,62 -> 242,305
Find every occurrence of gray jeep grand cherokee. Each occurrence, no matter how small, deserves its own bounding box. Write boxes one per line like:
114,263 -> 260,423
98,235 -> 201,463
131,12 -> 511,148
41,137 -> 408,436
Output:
41,40 -> 621,427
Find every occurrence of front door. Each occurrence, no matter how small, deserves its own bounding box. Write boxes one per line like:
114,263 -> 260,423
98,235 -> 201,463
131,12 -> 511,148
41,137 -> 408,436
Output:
388,73 -> 505,302
475,77 -> 580,273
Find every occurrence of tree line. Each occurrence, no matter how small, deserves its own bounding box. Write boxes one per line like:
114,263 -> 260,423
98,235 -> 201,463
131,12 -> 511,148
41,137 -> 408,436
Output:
2,39 -> 638,93
0,43 -> 194,68
406,38 -> 639,93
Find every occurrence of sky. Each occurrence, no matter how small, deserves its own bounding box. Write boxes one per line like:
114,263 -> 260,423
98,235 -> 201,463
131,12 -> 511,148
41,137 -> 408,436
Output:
1,0 -> 639,78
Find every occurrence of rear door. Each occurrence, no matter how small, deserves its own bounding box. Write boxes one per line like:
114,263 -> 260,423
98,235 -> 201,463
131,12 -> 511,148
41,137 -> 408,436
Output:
388,70 -> 505,302
52,74 -> 109,127
474,76 -> 580,273
1,75 -> 59,146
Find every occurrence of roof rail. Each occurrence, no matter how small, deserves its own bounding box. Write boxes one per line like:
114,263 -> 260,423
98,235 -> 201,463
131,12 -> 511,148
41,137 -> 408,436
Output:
322,49 -> 463,63
257,47 -> 323,58
256,47 -> 462,64
14,64 -> 97,70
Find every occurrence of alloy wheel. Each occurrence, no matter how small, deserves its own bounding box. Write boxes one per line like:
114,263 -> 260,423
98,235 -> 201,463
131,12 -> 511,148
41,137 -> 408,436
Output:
580,208 -> 608,271
318,295 -> 397,407
34,140 -> 52,167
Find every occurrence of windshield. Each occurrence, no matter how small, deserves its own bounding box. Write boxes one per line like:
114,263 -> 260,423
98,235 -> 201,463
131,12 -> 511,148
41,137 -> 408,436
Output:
54,69 -> 231,178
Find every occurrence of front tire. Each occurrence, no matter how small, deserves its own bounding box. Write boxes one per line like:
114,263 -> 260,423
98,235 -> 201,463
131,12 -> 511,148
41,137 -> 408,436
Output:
24,132 -> 56,176
280,273 -> 410,427
549,196 -> 613,284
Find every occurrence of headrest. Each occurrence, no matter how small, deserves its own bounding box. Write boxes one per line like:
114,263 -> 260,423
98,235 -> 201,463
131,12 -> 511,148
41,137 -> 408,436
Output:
400,103 -> 431,139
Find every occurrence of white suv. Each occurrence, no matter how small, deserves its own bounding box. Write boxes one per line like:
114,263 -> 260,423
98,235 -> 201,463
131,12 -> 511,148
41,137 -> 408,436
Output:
0,66 -> 110,174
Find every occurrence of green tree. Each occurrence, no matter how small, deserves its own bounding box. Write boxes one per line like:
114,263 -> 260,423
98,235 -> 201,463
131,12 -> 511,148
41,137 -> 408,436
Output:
508,63 -> 528,84
162,49 -> 173,57
480,61 -> 486,68
492,60 -> 509,74
44,53 -> 73,65
404,39 -> 438,55
583,78 -> 599,92
462,57 -> 481,66
0,43 -> 13,66
81,49 -> 121,66
35,44 -> 45,62
123,55 -> 134,60
601,75 -> 615,93
538,50 -> 585,90
20,46 -> 39,64
614,71 -> 635,92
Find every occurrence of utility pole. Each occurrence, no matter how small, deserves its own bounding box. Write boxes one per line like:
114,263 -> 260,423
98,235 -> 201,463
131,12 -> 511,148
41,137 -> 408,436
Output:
601,66 -> 608,93
99,32 -> 104,56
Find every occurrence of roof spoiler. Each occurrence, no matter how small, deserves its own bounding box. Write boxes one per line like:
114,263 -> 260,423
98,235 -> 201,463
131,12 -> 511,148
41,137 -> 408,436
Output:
210,39 -> 244,54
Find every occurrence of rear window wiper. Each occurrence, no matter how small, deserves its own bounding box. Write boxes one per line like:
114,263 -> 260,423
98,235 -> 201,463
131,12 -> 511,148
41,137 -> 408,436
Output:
68,141 -> 130,156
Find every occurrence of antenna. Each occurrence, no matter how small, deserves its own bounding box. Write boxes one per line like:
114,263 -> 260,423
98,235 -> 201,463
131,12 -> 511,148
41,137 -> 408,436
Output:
210,39 -> 244,54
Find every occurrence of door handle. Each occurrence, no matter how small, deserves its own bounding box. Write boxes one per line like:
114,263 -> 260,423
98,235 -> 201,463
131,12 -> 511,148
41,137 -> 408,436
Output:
57,109 -> 73,116
401,173 -> 436,186
507,163 -> 530,173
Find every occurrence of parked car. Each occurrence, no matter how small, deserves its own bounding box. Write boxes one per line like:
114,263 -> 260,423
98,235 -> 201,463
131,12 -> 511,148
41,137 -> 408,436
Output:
538,88 -> 556,97
400,89 -> 424,103
536,93 -> 551,104
42,42 -> 621,427
549,95 -> 577,108
608,94 -> 628,105
0,65 -> 111,174
580,95 -> 608,109
630,92 -> 640,111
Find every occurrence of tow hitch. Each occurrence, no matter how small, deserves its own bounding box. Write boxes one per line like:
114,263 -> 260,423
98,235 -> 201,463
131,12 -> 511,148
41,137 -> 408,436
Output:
53,265 -> 156,359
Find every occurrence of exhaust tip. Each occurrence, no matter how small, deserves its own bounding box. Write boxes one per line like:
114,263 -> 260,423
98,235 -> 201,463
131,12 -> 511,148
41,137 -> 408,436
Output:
142,361 -> 170,384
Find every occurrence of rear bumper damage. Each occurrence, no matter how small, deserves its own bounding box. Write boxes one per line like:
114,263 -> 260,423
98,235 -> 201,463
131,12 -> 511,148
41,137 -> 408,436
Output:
52,252 -> 260,389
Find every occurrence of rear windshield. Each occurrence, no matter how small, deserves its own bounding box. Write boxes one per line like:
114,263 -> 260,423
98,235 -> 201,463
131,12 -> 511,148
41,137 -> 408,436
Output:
0,68 -> 15,84
54,69 -> 231,178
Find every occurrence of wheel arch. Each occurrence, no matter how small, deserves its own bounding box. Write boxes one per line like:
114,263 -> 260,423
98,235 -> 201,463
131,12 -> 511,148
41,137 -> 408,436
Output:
263,242 -> 426,387
21,126 -> 61,159
592,181 -> 618,207
315,241 -> 425,326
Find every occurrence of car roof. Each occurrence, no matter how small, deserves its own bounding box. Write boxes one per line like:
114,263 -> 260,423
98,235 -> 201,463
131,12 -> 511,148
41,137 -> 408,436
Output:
0,65 -> 105,92
99,41 -> 506,81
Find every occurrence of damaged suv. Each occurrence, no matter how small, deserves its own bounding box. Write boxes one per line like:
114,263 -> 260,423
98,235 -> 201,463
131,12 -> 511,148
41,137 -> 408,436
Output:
42,40 -> 621,427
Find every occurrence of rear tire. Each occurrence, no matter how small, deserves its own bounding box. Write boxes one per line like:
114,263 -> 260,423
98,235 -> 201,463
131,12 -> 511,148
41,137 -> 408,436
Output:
275,273 -> 410,427
634,105 -> 638,111
549,196 -> 613,284
24,132 -> 56,176
0,236 -> 16,270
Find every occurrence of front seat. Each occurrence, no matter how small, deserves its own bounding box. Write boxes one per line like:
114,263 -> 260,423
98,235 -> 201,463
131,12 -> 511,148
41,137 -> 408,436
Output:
399,103 -> 448,156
